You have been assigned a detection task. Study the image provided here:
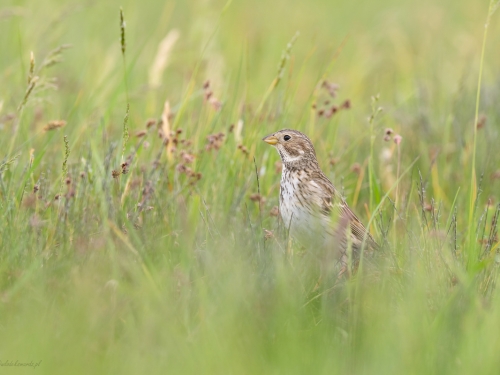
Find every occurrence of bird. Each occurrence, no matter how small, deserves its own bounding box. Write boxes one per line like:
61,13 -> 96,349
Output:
262,129 -> 378,276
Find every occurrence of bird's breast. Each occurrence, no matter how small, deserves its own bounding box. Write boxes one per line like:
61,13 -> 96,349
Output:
279,169 -> 328,242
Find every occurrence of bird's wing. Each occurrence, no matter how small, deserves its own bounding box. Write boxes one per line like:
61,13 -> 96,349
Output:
310,172 -> 378,250
338,200 -> 378,250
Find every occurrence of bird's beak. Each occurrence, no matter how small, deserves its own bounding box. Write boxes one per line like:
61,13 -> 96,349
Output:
262,134 -> 278,145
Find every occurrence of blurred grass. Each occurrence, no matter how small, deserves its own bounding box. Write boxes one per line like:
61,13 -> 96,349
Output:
1,0 -> 500,374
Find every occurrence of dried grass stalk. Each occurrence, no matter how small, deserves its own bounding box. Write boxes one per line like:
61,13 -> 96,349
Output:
149,29 -> 180,89
161,100 -> 173,160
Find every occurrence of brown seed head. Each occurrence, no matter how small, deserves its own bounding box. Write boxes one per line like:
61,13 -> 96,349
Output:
264,229 -> 274,239
351,163 -> 361,175
121,162 -> 129,175
44,120 -> 66,131
180,151 -> 195,164
249,193 -> 266,204
341,100 -> 351,109
329,157 -> 340,166
146,118 -> 157,128
477,114 -> 487,129
491,170 -> 500,180
176,164 -> 187,173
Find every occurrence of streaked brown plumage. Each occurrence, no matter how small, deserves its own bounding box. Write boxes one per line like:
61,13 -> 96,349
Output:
263,129 -> 378,273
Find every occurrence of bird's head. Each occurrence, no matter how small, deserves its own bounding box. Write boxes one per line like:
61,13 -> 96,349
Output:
262,129 -> 317,167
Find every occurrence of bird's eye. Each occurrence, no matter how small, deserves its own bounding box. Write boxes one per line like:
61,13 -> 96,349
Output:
284,135 -> 291,141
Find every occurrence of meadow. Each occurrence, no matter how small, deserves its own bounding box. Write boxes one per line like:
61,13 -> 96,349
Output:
1,0 -> 500,373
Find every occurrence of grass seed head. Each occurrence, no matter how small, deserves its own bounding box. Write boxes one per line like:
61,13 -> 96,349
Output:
44,120 -> 66,131
341,99 -> 351,109
205,133 -> 225,151
476,114 -> 487,129
322,80 -> 340,97
250,193 -> 265,204
329,157 -> 340,166
491,170 -> 500,180
121,162 -> 129,175
264,229 -> 274,239
119,8 -> 126,56
351,162 -> 361,175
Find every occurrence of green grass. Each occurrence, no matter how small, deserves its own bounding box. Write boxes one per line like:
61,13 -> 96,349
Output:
1,0 -> 500,373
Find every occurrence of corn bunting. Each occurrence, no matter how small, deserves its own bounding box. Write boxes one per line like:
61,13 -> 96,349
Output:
263,129 -> 378,274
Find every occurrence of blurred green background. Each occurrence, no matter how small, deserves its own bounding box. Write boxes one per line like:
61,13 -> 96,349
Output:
1,0 -> 500,374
